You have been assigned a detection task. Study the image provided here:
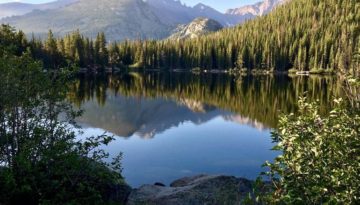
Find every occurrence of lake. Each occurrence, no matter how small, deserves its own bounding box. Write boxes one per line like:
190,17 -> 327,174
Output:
68,72 -> 343,187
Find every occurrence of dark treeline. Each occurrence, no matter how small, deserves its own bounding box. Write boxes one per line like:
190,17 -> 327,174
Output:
1,0 -> 360,74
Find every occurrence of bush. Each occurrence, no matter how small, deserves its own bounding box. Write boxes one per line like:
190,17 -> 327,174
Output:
287,68 -> 299,74
309,68 -> 335,74
264,97 -> 360,204
0,51 -> 129,205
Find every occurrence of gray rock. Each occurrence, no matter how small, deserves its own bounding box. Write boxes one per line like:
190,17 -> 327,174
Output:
106,183 -> 132,204
127,175 -> 253,205
168,18 -> 223,40
226,0 -> 290,16
170,174 -> 208,187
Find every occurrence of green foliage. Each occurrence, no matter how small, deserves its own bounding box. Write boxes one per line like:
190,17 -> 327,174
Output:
344,76 -> 360,108
353,38 -> 360,75
0,36 -> 128,204
241,177 -> 273,205
264,97 -> 360,204
0,24 -> 28,56
288,68 -> 298,74
309,68 -> 334,75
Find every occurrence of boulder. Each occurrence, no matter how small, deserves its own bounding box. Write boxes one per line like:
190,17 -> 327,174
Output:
106,182 -> 132,204
127,175 -> 253,205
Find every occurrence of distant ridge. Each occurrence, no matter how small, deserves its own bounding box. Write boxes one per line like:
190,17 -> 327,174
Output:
0,0 -> 290,41
226,0 -> 290,16
0,0 -> 77,19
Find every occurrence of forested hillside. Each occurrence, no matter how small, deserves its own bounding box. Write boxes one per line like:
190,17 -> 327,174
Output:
117,0 -> 359,73
1,0 -> 359,74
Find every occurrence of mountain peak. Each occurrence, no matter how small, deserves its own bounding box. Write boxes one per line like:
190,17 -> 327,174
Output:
193,3 -> 215,11
226,0 -> 290,16
168,17 -> 223,40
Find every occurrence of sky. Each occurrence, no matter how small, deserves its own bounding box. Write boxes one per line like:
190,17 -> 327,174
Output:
0,0 -> 261,12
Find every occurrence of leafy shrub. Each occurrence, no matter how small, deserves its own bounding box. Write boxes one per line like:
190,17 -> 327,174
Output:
287,68 -> 299,74
265,97 -> 360,204
0,51 -> 129,205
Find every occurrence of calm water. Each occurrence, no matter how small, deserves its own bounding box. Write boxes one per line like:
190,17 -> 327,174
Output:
69,72 -> 342,187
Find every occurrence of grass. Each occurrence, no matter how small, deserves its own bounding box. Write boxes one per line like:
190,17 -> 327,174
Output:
309,68 -> 335,74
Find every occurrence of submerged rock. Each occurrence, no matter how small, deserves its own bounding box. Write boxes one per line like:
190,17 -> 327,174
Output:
127,175 -> 253,205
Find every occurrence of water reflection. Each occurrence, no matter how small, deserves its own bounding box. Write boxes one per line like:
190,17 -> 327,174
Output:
77,94 -> 268,139
69,72 -> 342,130
69,72 -> 343,187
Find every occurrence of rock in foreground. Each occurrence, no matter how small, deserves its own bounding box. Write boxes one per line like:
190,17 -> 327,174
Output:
127,175 -> 253,205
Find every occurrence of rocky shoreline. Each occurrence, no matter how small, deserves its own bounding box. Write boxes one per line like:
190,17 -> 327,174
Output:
122,175 -> 257,205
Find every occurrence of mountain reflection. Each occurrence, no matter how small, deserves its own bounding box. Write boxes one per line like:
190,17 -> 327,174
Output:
68,72 -> 343,138
76,94 -> 268,138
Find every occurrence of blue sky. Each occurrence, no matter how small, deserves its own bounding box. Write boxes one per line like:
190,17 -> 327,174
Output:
0,0 -> 261,12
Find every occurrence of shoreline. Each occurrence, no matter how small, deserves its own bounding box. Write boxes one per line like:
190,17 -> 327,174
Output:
124,174 -> 263,205
77,67 -> 338,77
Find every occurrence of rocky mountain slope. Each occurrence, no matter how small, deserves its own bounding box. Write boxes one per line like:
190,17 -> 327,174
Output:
0,0 -> 290,41
0,0 -> 77,19
168,18 -> 223,40
1,0 -> 170,41
189,3 -> 246,26
226,0 -> 290,16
